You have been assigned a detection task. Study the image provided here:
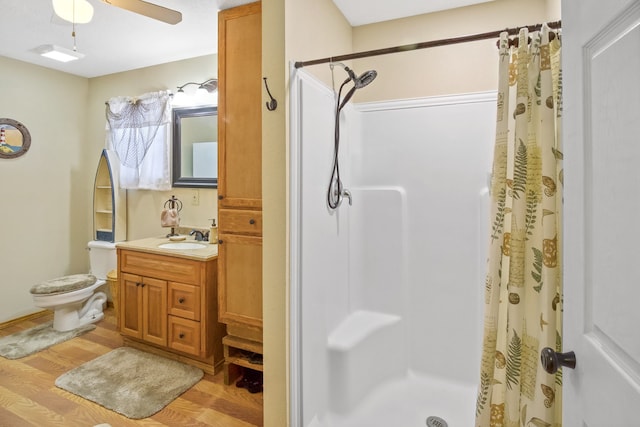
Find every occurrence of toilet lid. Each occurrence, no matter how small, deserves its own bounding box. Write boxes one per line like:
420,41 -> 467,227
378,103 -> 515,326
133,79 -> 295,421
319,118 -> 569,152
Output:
30,274 -> 97,295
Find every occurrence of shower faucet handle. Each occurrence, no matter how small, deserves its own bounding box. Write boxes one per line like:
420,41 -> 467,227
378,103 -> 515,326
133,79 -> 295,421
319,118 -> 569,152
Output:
342,189 -> 352,206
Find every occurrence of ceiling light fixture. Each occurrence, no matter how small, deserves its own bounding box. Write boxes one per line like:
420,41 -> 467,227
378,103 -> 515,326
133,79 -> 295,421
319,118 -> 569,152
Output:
52,0 -> 94,24
36,44 -> 85,62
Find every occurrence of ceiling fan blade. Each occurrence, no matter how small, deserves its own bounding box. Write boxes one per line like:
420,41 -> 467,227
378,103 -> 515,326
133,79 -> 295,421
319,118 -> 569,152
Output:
102,0 -> 182,25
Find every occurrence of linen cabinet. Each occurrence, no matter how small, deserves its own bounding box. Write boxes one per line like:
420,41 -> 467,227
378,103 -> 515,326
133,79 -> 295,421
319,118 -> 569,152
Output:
217,1 -> 263,384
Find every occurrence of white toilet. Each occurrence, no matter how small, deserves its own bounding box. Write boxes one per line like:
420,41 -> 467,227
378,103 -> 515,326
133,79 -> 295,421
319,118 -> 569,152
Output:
30,241 -> 116,332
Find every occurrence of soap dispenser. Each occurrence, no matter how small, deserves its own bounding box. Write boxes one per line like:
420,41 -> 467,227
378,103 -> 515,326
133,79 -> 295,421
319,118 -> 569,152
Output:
209,218 -> 218,244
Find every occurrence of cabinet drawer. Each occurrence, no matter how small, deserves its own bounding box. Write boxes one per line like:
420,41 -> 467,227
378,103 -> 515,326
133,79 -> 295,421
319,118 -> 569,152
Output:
168,282 -> 200,321
119,250 -> 201,285
219,209 -> 262,236
168,316 -> 201,357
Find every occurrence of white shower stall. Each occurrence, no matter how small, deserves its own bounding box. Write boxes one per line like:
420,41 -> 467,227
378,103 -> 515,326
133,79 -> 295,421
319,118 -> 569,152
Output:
290,68 -> 497,427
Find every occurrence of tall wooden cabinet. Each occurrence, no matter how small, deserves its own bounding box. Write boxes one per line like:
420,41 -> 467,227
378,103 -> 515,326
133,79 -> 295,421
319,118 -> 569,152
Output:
217,1 -> 263,384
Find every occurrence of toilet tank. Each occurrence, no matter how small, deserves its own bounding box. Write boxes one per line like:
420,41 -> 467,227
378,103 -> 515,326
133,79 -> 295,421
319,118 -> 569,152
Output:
88,240 -> 117,280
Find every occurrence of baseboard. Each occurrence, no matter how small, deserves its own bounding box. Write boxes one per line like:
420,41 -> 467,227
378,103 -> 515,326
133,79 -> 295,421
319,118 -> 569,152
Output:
0,310 -> 50,330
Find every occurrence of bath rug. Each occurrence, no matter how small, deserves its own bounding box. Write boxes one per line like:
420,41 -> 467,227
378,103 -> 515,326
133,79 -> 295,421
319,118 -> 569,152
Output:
55,347 -> 203,419
0,321 -> 95,360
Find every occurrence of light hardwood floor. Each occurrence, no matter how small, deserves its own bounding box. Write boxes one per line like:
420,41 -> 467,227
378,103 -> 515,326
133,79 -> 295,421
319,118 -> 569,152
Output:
0,308 -> 263,427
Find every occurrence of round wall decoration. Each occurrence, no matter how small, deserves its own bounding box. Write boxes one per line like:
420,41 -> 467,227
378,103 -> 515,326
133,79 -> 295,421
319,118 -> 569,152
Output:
0,118 -> 31,159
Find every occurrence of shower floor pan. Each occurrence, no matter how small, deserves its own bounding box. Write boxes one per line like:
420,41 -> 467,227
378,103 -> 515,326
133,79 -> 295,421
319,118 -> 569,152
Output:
312,372 -> 476,427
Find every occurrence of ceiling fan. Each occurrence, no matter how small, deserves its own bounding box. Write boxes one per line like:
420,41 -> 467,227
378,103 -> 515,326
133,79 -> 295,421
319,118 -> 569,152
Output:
53,0 -> 182,25
101,0 -> 182,24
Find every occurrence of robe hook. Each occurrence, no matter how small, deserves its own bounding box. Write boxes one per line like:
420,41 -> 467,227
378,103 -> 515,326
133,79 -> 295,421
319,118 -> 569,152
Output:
263,77 -> 278,111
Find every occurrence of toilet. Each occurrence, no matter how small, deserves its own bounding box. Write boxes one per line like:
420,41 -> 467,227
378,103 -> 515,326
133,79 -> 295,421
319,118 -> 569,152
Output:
30,241 -> 116,332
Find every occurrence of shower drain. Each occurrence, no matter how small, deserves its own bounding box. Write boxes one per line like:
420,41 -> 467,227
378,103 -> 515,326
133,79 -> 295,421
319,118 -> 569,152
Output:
426,416 -> 448,427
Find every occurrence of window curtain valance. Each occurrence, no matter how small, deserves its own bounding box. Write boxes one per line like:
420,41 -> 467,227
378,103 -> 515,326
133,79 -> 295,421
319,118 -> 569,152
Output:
105,90 -> 172,190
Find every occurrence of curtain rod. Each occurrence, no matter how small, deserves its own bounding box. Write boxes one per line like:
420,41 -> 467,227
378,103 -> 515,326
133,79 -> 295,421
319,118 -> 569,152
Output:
294,20 -> 561,69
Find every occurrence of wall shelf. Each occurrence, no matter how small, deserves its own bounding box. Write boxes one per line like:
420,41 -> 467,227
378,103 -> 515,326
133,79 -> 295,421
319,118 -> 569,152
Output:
93,149 -> 126,242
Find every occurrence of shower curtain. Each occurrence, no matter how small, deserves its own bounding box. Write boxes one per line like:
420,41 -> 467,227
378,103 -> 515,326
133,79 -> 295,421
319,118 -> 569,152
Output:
476,26 -> 563,427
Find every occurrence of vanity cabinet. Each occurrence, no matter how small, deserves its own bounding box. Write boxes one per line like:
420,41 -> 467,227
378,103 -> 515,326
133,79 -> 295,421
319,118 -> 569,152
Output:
117,248 -> 224,373
217,1 -> 263,384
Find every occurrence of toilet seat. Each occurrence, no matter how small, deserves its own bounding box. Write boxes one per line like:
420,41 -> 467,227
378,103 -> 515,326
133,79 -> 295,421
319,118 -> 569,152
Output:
30,274 -> 97,296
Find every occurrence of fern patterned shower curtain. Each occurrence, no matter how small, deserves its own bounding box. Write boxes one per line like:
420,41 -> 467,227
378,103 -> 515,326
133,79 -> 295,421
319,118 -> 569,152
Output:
475,26 -> 563,427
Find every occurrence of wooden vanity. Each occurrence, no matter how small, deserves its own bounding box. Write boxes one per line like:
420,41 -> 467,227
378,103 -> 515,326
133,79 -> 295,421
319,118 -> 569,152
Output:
116,237 -> 225,374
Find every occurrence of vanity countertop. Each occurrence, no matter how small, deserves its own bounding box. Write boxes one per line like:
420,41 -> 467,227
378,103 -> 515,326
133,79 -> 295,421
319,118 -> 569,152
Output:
116,236 -> 218,261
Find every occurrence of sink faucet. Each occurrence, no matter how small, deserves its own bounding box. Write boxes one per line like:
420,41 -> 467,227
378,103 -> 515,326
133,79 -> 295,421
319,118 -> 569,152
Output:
189,229 -> 209,241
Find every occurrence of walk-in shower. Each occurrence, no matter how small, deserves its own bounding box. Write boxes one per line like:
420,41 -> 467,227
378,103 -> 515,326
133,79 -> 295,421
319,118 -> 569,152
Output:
290,67 -> 497,426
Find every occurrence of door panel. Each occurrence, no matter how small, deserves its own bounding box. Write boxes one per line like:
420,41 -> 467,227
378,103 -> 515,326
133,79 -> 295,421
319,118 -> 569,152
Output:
218,233 -> 263,328
563,0 -> 640,424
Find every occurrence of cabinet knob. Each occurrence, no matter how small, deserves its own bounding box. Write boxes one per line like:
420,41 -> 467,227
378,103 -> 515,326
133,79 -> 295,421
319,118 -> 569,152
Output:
179,333 -> 185,339
218,195 -> 224,200
218,239 -> 224,244
249,219 -> 256,225
178,297 -> 185,304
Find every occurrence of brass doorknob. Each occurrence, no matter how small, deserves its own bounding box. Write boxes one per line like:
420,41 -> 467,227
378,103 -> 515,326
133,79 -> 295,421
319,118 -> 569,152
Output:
541,347 -> 576,374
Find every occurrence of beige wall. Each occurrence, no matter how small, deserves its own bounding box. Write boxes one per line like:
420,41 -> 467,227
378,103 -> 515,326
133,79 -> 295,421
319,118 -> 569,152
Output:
353,0 -> 562,102
0,57 -> 90,323
0,54 -> 217,323
262,0 -> 287,426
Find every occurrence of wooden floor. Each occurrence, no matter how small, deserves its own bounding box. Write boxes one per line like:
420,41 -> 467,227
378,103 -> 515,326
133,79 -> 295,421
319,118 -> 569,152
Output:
0,308 -> 263,427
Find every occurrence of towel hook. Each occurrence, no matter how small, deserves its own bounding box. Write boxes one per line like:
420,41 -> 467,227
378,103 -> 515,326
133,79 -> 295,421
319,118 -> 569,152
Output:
263,77 -> 278,111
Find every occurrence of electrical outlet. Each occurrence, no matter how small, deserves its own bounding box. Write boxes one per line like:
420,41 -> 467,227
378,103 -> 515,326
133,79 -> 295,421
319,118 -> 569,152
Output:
191,189 -> 200,206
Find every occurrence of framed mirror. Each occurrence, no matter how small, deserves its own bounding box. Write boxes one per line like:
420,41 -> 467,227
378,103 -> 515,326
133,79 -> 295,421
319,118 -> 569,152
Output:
0,118 -> 31,159
172,105 -> 218,188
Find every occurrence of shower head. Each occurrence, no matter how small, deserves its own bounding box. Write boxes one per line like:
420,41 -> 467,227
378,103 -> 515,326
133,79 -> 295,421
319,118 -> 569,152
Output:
353,70 -> 377,89
331,63 -> 378,110
331,62 -> 377,89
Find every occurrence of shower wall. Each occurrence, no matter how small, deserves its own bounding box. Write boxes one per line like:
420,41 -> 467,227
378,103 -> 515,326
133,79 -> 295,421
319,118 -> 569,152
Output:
291,69 -> 497,425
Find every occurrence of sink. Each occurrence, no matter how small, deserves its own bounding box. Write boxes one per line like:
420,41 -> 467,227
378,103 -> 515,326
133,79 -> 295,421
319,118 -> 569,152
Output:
158,242 -> 207,250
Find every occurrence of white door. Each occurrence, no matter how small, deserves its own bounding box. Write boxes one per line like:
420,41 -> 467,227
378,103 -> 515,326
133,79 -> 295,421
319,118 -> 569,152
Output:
563,0 -> 640,425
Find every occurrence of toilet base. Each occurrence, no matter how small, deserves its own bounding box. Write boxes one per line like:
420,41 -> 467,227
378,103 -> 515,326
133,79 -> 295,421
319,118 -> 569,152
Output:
52,291 -> 107,332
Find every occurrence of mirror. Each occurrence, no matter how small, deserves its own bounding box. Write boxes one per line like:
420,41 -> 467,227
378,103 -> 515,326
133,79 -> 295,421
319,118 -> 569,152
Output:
0,118 -> 31,159
172,105 -> 218,188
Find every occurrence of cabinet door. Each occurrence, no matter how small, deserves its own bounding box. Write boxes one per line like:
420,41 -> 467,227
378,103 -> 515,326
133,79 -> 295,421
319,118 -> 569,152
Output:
218,2 -> 262,209
142,276 -> 167,347
218,233 -> 263,329
120,272 -> 143,339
